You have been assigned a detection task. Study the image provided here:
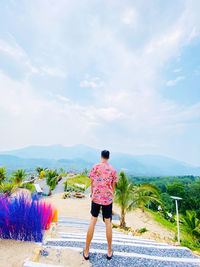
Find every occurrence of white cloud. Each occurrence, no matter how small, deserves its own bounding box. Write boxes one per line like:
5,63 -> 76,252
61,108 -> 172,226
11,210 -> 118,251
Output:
80,76 -> 104,88
55,94 -> 70,102
121,8 -> 138,28
0,38 -> 26,59
173,68 -> 182,73
40,66 -> 67,78
166,76 -> 185,86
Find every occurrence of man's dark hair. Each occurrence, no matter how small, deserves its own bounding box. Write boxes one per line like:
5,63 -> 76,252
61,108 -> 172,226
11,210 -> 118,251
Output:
101,150 -> 110,159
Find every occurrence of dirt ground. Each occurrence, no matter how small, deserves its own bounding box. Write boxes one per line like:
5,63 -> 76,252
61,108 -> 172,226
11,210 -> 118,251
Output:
113,204 -> 175,241
47,192 -> 92,220
0,239 -> 37,267
39,247 -> 91,267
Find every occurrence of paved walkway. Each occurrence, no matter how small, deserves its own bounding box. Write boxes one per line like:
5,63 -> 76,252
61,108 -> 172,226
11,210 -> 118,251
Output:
41,217 -> 200,267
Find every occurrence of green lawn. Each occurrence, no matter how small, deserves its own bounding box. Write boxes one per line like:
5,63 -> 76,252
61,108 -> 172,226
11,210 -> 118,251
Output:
64,175 -> 91,191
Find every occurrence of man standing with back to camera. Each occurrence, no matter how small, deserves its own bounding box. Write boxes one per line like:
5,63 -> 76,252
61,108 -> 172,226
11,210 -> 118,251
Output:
83,150 -> 118,260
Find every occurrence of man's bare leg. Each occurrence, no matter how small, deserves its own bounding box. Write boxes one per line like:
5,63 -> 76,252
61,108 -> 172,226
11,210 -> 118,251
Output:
104,218 -> 112,257
84,216 -> 98,257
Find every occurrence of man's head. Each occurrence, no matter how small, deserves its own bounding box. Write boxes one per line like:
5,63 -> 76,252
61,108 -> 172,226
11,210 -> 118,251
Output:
101,150 -> 110,161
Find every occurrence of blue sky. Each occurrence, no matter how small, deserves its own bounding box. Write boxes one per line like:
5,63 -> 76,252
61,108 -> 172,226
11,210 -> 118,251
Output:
0,0 -> 200,165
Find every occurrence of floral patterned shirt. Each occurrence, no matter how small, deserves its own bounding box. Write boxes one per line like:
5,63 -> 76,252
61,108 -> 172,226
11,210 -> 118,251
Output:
89,161 -> 118,205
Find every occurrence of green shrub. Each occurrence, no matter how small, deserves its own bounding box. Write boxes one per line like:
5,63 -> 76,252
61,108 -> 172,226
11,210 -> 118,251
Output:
0,182 -> 16,195
64,181 -> 68,191
138,227 -> 148,233
21,183 -> 36,193
0,166 -> 6,185
181,239 -> 200,249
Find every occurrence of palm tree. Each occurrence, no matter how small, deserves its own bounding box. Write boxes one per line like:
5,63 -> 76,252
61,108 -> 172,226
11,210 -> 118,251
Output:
181,211 -> 200,240
129,183 -> 162,212
115,171 -> 161,227
60,168 -> 64,173
11,169 -> 27,185
0,166 -> 6,185
114,171 -> 134,227
0,182 -> 16,195
46,169 -> 58,196
84,168 -> 89,176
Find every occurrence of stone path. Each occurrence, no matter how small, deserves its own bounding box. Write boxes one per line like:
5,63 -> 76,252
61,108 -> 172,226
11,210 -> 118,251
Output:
24,217 -> 200,267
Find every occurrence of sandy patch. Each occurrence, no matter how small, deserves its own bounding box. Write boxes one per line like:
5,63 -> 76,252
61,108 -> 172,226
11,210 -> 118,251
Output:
47,193 -> 91,220
39,247 -> 91,267
0,239 -> 38,267
113,205 -> 175,241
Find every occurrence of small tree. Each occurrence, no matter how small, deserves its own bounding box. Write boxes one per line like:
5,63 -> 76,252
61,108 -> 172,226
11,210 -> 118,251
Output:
182,211 -> 200,240
46,169 -> 57,196
11,169 -> 27,186
0,182 -> 16,195
84,168 -> 89,176
0,166 -> 6,185
115,171 -> 161,227
114,171 -> 134,227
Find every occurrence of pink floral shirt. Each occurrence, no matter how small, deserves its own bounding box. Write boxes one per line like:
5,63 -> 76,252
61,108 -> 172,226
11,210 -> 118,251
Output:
89,161 -> 118,205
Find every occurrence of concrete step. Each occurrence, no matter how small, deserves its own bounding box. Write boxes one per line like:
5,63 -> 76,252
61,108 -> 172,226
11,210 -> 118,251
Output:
47,236 -> 179,248
44,239 -> 196,258
56,232 -> 168,246
23,261 -> 66,267
42,246 -> 200,266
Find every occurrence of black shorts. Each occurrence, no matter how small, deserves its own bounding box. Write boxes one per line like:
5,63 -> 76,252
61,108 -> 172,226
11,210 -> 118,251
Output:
91,201 -> 112,221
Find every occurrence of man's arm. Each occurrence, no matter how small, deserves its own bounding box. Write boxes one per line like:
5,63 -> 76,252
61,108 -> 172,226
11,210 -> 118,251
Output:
111,168 -> 118,194
111,181 -> 115,194
91,180 -> 93,195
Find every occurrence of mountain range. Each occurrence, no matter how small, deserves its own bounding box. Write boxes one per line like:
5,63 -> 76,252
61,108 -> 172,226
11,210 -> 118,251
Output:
0,144 -> 199,176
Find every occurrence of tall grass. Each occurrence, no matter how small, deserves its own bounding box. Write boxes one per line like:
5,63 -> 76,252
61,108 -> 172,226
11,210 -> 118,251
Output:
0,193 -> 55,242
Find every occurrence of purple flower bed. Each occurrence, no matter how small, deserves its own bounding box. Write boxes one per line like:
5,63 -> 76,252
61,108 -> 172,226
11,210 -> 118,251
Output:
0,193 -> 53,242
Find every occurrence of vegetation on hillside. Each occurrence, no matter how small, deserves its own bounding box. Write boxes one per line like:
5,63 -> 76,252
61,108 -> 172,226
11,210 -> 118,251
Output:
128,175 -> 200,251
129,175 -> 200,218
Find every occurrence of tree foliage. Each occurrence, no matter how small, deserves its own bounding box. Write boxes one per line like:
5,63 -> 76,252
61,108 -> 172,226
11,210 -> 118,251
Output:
0,166 -> 6,185
181,211 -> 200,239
11,169 -> 27,185
129,175 -> 200,217
46,169 -> 58,196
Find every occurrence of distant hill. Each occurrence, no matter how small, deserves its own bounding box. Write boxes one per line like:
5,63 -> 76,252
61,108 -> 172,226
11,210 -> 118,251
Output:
0,144 -> 200,176
0,154 -> 93,174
